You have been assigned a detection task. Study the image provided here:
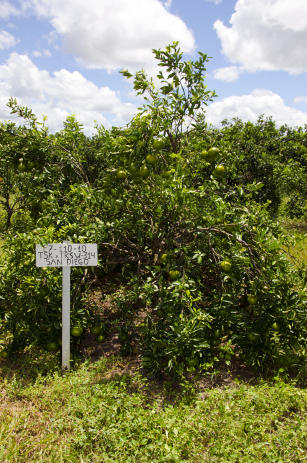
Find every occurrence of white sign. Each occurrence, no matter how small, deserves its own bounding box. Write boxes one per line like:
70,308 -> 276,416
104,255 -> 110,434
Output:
36,241 -> 98,371
36,243 -> 98,267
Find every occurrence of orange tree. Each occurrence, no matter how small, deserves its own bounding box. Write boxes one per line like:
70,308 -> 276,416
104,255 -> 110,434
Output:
0,44 -> 305,377
0,100 -> 95,232
188,115 -> 306,219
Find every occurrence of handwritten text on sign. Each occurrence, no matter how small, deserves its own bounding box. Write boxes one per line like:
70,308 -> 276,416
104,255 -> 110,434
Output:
36,243 -> 98,267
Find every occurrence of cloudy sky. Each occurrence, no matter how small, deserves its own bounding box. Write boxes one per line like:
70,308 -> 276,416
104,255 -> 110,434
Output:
0,0 -> 306,133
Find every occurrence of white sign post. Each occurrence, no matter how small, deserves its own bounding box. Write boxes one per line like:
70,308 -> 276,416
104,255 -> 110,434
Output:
36,242 -> 98,371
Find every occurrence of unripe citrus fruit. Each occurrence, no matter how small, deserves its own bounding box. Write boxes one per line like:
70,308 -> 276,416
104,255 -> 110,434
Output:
46,342 -> 58,352
153,139 -> 164,149
169,270 -> 180,280
247,295 -> 257,305
145,154 -> 157,164
200,150 -> 208,159
206,147 -> 220,161
92,325 -> 102,336
213,165 -> 226,178
220,260 -> 232,272
139,166 -> 149,178
161,253 -> 168,264
116,169 -> 127,179
97,334 -> 105,342
71,326 -> 83,337
130,162 -> 138,174
272,322 -> 279,331
18,163 -> 26,172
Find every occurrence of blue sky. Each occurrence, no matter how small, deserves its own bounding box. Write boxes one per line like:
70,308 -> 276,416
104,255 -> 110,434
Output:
0,0 -> 306,133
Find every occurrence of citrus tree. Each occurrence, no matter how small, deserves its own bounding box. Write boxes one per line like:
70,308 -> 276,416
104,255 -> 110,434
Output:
121,41 -> 217,154
0,44 -> 305,378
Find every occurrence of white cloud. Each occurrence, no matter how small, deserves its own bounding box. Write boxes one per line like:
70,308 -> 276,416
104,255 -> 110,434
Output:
206,89 -> 307,127
0,1 -> 20,18
33,49 -> 51,57
0,53 -> 136,132
163,0 -> 172,9
214,0 -> 307,74
24,0 -> 195,72
294,96 -> 307,104
0,30 -> 18,49
212,65 -> 241,82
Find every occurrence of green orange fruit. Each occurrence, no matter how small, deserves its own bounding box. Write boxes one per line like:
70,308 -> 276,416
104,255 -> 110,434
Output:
17,163 -> 26,172
145,154 -> 157,165
213,165 -> 226,178
208,146 -> 220,159
46,342 -> 58,352
116,169 -> 127,179
247,295 -> 257,305
92,325 -> 102,336
220,260 -> 232,272
139,166 -> 149,178
130,163 -> 138,174
169,270 -> 180,280
71,326 -> 83,337
202,147 -> 220,162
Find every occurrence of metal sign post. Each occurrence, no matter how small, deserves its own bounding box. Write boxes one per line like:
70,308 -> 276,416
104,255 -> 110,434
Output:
62,264 -> 70,370
36,242 -> 98,371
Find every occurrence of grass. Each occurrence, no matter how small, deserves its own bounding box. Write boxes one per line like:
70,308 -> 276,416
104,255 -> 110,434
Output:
280,219 -> 307,266
285,233 -> 307,267
0,355 -> 306,463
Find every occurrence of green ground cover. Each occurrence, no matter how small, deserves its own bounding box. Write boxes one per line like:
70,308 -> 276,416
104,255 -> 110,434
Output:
0,356 -> 306,463
282,224 -> 307,268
